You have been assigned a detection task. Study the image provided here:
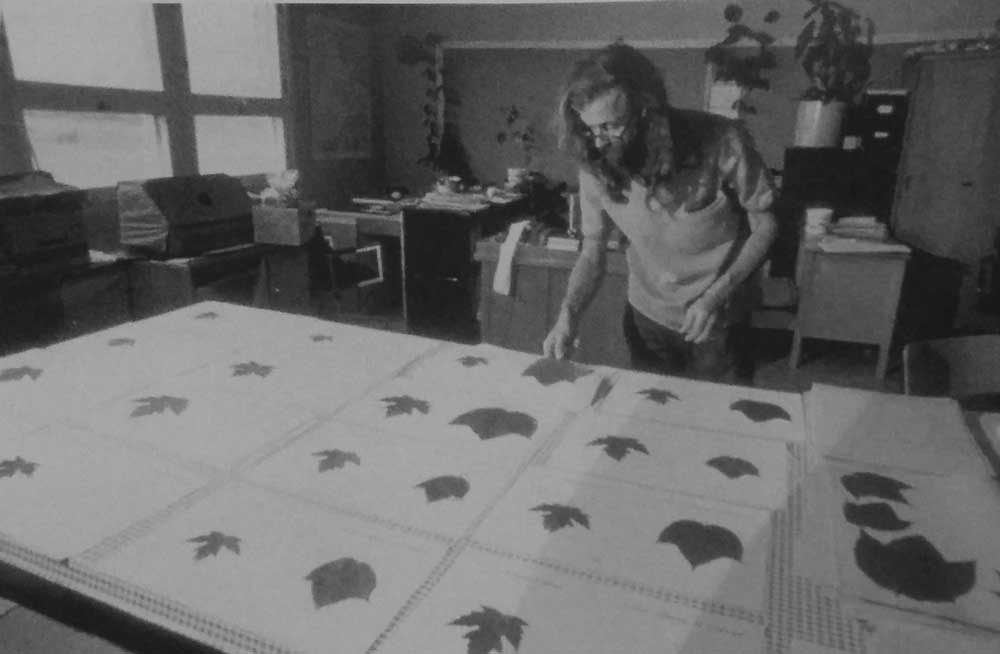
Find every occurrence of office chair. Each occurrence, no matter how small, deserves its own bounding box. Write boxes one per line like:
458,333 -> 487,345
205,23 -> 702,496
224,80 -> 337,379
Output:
902,334 -> 1000,410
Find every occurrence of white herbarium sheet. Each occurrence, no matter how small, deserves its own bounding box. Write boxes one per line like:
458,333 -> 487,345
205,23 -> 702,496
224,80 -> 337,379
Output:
0,423 -> 207,559
541,411 -> 793,510
469,467 -> 773,617
374,547 -> 765,654
806,383 -> 990,476
820,460 -> 1000,632
393,342 -> 610,413
333,374 -> 571,465
593,370 -> 806,443
89,480 -> 450,654
72,374 -> 318,471
245,417 -> 524,539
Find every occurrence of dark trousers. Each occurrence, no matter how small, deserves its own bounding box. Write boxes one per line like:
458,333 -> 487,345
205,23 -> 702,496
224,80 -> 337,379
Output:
622,304 -> 754,383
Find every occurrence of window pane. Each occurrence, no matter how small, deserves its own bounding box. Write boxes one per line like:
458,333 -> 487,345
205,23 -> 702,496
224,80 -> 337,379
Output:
24,110 -> 172,188
195,115 -> 285,176
3,3 -> 162,90
183,4 -> 280,98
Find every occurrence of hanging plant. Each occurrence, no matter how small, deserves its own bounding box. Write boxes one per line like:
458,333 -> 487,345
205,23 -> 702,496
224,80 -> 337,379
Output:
395,32 -> 471,178
495,105 -> 538,169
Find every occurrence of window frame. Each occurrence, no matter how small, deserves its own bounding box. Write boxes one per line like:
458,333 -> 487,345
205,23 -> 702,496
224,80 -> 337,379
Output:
10,3 -> 295,183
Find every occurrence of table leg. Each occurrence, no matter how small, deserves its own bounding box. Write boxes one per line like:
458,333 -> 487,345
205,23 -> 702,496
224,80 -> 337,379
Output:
790,330 -> 803,369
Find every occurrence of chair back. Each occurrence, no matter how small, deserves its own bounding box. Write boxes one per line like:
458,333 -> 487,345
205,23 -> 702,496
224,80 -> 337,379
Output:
903,334 -> 1000,398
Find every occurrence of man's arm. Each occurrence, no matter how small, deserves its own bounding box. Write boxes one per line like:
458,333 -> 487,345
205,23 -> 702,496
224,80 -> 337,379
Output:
543,171 -> 611,358
681,124 -> 779,343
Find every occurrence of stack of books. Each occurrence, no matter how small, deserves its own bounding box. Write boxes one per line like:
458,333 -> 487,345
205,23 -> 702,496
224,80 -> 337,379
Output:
829,215 -> 889,240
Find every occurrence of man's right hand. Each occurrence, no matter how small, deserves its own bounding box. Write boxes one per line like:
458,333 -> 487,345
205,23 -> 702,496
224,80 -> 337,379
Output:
542,315 -> 577,359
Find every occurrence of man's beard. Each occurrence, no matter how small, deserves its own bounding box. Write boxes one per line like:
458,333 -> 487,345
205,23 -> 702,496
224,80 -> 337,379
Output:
594,134 -> 642,195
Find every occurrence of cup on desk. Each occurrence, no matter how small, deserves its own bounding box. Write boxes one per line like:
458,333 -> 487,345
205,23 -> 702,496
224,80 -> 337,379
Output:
804,207 -> 834,236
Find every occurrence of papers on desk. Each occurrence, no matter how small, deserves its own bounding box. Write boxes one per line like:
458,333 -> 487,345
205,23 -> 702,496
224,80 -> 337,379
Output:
815,235 -> 911,254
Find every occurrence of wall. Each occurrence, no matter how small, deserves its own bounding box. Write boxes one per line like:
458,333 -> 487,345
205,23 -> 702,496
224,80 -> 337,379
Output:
292,4 -> 385,209
374,1 -> 996,192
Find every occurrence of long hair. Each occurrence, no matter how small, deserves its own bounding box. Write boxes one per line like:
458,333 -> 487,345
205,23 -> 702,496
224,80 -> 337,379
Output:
554,42 -> 675,198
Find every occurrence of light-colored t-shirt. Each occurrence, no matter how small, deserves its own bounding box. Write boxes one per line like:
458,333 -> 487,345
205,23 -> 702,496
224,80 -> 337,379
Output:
579,110 -> 775,330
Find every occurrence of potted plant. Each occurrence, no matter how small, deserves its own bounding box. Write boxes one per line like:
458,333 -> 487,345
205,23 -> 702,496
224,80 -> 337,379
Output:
495,104 -> 538,189
704,4 -> 781,117
396,33 -> 472,179
792,0 -> 875,146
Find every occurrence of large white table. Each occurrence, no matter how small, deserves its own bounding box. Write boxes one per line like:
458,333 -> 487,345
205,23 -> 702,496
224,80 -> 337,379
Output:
0,302 -> 996,654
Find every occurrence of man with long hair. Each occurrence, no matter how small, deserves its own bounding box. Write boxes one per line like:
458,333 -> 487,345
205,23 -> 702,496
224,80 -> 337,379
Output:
543,42 -> 777,381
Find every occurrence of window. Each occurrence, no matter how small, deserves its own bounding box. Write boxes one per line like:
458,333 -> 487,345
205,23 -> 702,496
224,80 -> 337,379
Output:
2,3 -> 289,188
23,110 -> 172,188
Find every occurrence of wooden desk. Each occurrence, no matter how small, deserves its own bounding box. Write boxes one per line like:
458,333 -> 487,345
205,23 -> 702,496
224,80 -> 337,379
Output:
790,239 -> 910,379
474,239 -> 631,367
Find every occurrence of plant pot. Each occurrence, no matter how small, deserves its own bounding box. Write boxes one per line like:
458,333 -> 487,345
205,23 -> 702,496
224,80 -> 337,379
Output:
794,100 -> 847,147
706,81 -> 746,119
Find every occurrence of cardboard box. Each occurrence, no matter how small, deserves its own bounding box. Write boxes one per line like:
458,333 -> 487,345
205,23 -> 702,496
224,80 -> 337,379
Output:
252,206 -> 316,246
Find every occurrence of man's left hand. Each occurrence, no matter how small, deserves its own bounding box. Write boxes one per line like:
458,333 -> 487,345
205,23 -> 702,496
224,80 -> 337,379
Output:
680,295 -> 720,343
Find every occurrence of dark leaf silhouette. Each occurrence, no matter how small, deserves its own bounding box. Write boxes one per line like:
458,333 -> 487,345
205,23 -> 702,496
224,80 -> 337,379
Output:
381,395 -> 430,417
450,606 -> 528,654
588,435 -> 649,461
417,475 -> 470,502
590,377 -> 614,407
729,399 -> 791,422
313,449 -> 361,472
458,356 -> 489,367
0,456 -> 38,478
231,361 -> 274,378
195,311 -> 218,319
306,558 -> 376,607
130,395 -> 189,417
706,456 -> 760,479
843,502 -> 911,531
638,388 -> 679,404
841,472 -> 912,504
107,337 -> 135,347
450,408 -> 537,440
188,531 -> 241,560
658,520 -> 744,568
854,530 -> 975,602
311,334 -> 333,342
521,358 -> 592,386
0,366 -> 42,382
531,503 -> 590,532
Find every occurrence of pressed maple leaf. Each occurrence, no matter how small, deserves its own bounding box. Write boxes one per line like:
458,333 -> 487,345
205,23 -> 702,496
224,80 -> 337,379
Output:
107,337 -> 136,347
130,395 -> 189,417
311,334 -> 333,342
0,366 -> 43,382
0,456 -> 39,478
188,531 -> 241,560
706,456 -> 760,479
313,449 -> 361,472
450,408 -> 537,440
231,361 -> 274,378
195,311 -> 218,319
450,606 -> 528,654
638,388 -> 679,404
380,395 -> 430,417
531,503 -> 590,532
306,558 -> 376,607
417,475 -> 470,502
521,358 -> 592,386
458,356 -> 489,367
729,399 -> 791,423
588,435 -> 650,461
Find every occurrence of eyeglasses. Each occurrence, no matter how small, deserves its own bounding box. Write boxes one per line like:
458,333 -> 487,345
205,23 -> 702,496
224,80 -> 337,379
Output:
583,119 -> 628,140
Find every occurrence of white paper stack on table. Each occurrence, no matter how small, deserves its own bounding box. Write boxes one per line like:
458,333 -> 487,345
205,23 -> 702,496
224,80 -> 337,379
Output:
804,383 -> 1000,646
